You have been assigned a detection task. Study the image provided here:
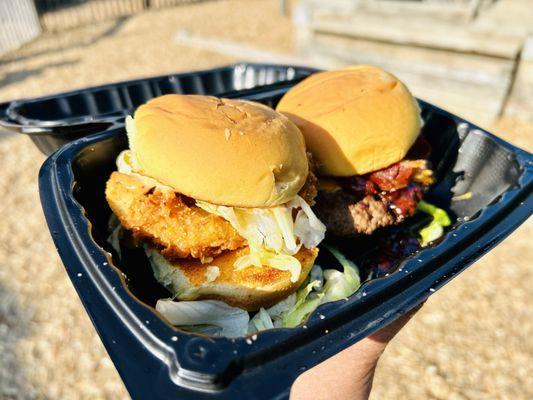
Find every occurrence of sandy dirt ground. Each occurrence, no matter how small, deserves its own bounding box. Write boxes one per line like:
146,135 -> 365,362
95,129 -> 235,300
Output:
0,1 -> 531,399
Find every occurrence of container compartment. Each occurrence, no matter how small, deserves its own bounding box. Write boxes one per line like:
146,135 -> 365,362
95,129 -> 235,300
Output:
39,84 -> 532,399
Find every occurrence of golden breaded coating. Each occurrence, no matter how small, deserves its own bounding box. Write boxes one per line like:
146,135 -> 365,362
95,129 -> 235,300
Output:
105,172 -> 246,260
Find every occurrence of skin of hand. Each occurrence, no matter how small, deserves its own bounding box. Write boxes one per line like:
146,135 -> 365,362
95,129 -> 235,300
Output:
290,304 -> 423,400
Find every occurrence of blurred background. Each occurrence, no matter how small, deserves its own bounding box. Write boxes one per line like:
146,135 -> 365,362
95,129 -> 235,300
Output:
0,0 -> 531,398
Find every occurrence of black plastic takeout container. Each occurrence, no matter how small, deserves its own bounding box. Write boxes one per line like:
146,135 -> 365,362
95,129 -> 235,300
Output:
0,63 -> 317,155
37,66 -> 532,399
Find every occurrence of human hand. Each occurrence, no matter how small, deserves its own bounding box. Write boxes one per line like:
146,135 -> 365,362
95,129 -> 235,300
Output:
290,304 -> 423,400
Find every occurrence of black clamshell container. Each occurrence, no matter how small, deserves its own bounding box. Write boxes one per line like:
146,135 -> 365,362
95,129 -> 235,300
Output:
37,66 -> 532,400
0,63 -> 316,155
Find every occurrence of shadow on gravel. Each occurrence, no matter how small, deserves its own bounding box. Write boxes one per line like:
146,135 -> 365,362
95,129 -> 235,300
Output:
0,131 -> 17,141
0,60 -> 78,89
0,16 -> 130,67
0,281 -> 34,399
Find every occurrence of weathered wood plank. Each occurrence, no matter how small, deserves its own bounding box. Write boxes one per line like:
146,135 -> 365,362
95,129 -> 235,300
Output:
353,0 -> 475,22
309,14 -> 524,59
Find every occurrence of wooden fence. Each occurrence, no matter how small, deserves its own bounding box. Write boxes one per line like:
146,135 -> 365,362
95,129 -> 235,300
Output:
0,0 -> 41,56
0,0 -> 211,56
293,0 -> 530,124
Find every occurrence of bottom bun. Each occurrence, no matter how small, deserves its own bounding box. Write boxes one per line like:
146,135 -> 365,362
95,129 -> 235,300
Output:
146,246 -> 318,311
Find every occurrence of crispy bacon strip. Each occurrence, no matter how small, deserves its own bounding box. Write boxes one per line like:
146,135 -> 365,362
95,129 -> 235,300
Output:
342,159 -> 432,197
382,184 -> 424,216
369,161 -> 415,191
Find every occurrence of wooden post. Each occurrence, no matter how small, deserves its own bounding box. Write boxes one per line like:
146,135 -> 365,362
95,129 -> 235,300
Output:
279,0 -> 288,16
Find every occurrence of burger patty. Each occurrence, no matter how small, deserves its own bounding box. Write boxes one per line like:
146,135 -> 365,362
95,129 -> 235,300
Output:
315,159 -> 432,236
106,166 -> 319,261
315,184 -> 424,236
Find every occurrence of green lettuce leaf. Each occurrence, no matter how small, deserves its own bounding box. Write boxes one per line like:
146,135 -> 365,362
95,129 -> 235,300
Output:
323,245 -> 361,302
266,293 -> 296,320
280,280 -> 324,328
417,200 -> 452,246
155,299 -> 249,337
248,308 -> 274,333
273,249 -> 361,328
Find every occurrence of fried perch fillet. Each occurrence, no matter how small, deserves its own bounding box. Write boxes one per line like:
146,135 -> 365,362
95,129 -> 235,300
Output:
105,172 -> 246,260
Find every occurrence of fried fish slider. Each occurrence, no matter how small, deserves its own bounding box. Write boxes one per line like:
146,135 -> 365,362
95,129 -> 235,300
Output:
106,94 -> 325,310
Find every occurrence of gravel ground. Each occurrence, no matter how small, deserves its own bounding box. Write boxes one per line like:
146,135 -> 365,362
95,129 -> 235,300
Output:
0,1 -> 531,399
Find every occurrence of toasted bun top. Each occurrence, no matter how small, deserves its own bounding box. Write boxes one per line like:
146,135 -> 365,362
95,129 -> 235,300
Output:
276,65 -> 421,176
131,95 -> 308,207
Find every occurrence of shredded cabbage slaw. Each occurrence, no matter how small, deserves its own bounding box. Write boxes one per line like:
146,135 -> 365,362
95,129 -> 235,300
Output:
196,196 -> 325,282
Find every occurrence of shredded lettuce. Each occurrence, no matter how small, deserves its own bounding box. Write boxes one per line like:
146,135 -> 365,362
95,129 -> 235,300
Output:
233,250 -> 302,283
249,247 -> 362,332
116,149 -> 134,175
274,246 -> 361,328
196,196 -> 325,282
248,308 -> 274,333
115,149 -> 174,192
145,246 -> 192,299
309,264 -> 324,289
290,196 -> 327,249
205,266 -> 220,283
109,207 -> 354,337
417,200 -> 452,246
125,115 -> 137,152
156,246 -> 361,336
280,280 -> 324,328
124,115 -> 145,172
322,245 -> 361,302
156,299 -> 249,337
266,293 -> 296,320
122,116 -> 141,172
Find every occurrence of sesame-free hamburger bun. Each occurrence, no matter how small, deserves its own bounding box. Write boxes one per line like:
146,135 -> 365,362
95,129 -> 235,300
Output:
130,94 -> 309,207
276,65 -> 421,177
146,245 -> 318,311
